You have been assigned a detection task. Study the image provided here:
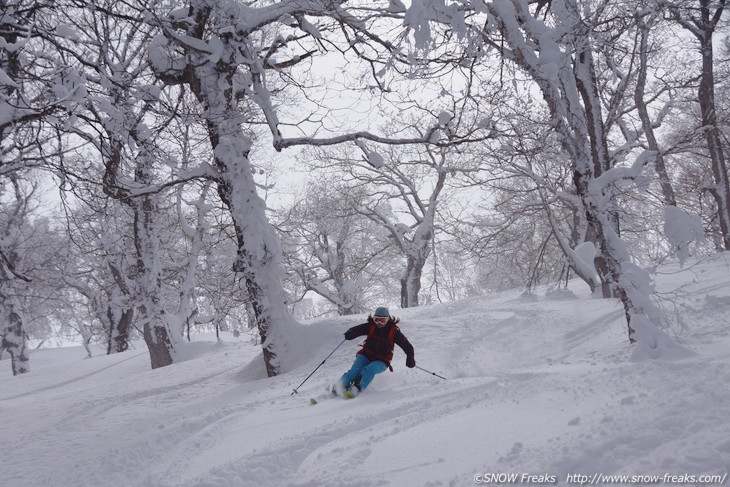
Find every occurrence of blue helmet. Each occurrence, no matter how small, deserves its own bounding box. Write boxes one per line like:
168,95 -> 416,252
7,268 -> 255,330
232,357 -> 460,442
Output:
373,307 -> 390,318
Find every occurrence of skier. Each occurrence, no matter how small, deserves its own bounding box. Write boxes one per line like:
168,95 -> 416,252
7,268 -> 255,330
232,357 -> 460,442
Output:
335,306 -> 415,398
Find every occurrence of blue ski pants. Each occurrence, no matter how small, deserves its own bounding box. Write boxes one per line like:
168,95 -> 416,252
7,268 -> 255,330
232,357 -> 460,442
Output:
339,354 -> 387,391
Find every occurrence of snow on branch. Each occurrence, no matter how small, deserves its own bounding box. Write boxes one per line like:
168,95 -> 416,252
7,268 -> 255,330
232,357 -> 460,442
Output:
0,250 -> 32,283
590,150 -> 655,193
354,140 -> 386,169
275,124 -> 495,151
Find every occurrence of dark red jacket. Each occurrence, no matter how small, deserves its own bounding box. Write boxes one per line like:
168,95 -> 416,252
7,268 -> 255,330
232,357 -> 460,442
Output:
345,317 -> 414,367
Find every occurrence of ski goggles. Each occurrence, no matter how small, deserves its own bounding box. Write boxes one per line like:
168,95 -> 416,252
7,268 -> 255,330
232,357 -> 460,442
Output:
373,316 -> 388,324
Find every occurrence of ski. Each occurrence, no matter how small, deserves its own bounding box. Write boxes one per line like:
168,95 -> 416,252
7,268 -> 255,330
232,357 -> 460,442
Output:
309,386 -> 359,404
308,385 -> 341,405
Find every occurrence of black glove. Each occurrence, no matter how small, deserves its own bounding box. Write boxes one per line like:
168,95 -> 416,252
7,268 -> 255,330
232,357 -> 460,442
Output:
406,356 -> 416,368
344,329 -> 357,340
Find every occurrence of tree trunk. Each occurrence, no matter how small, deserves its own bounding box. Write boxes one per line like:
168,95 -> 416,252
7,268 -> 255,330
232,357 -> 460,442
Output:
107,307 -> 133,354
575,178 -> 637,340
81,333 -> 93,360
337,304 -> 357,316
143,320 -> 174,369
105,262 -> 134,354
189,60 -> 291,377
635,16 -> 677,208
132,162 -> 174,369
400,255 -> 424,308
97,96 -> 173,367
697,14 -> 730,249
584,223 -> 615,298
1,298 -> 29,375
574,39 -> 619,298
670,0 -> 730,248
173,184 -> 209,333
572,206 -> 597,294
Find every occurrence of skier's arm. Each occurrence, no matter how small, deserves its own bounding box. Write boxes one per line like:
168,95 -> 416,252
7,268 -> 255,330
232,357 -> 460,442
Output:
344,323 -> 370,340
395,332 -> 415,367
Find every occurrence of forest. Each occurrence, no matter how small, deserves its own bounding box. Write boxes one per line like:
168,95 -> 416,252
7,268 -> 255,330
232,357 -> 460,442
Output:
1,0 -> 728,377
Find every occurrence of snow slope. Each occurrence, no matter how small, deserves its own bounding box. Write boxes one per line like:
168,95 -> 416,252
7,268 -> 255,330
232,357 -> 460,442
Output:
2,255 -> 730,487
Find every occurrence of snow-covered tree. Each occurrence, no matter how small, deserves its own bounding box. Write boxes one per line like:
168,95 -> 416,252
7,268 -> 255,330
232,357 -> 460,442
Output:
278,179 -> 397,315
61,192 -> 140,355
144,0 -> 447,373
52,12 -> 175,367
0,1 -> 85,373
306,136 -> 480,308
45,0 -> 213,368
402,0 -> 687,345
1,0 -> 84,177
0,178 -> 32,375
0,179 -> 66,374
171,182 -> 213,336
147,0 -> 319,375
665,0 -> 729,248
6,0 -> 720,373
359,144 -> 450,308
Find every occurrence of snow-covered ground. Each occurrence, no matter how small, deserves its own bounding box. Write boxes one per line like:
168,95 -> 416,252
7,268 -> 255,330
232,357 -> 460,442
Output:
2,255 -> 730,487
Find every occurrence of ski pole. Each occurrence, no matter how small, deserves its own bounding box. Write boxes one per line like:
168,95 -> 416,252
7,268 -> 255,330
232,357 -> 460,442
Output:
415,365 -> 447,380
291,338 -> 347,395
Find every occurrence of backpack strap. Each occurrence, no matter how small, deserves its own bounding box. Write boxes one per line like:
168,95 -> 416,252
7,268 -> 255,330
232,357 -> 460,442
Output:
359,322 -> 376,352
385,324 -> 399,372
388,324 -> 399,344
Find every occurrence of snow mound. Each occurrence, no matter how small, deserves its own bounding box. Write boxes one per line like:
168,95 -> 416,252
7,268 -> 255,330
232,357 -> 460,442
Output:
630,314 -> 696,361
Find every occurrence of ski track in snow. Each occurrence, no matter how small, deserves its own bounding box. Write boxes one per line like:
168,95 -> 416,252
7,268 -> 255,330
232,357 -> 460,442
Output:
2,255 -> 730,487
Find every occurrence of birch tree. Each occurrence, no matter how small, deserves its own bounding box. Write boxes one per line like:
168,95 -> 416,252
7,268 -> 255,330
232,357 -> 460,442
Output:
0,178 -> 31,375
666,0 -> 730,249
